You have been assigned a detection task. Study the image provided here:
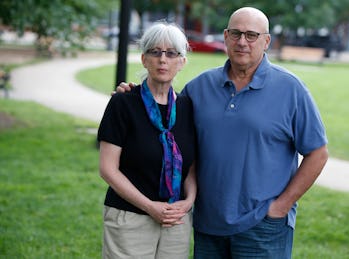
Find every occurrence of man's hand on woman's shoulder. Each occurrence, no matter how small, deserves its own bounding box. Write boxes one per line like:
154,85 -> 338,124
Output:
113,82 -> 136,95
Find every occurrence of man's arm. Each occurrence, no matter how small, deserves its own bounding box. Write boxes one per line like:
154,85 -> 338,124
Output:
268,145 -> 328,218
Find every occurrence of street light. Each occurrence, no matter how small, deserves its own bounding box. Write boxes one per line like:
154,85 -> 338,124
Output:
115,0 -> 133,88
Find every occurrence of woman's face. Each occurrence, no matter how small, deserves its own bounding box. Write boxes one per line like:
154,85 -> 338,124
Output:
142,44 -> 185,85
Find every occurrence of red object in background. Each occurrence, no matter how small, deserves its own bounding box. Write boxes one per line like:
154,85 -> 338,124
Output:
186,31 -> 227,53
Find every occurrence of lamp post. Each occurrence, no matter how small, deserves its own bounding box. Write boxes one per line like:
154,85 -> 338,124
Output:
115,0 -> 132,88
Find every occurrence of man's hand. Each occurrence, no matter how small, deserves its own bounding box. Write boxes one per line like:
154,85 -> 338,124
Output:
114,82 -> 136,94
267,199 -> 289,219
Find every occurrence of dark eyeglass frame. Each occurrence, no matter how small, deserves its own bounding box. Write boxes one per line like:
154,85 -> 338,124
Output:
226,29 -> 269,42
145,48 -> 181,58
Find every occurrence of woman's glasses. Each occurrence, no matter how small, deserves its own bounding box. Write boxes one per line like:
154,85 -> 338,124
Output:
146,48 -> 181,58
226,29 -> 269,43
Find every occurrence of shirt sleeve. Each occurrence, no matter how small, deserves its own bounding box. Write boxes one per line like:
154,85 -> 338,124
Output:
294,86 -> 328,155
97,94 -> 128,147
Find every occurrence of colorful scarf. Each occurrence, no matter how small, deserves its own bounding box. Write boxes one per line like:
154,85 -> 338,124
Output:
141,80 -> 182,203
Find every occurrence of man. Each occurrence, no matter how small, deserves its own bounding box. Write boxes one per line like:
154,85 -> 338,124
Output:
182,7 -> 328,258
118,7 -> 328,258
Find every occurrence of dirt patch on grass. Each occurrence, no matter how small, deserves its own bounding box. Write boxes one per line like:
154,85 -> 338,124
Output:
0,111 -> 25,130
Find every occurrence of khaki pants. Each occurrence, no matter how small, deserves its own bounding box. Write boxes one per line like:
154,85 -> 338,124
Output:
103,206 -> 192,259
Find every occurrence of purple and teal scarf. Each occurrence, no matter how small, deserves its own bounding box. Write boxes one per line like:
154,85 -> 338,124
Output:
141,80 -> 182,203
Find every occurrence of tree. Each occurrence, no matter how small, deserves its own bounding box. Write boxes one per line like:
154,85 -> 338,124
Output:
0,0 -> 119,56
185,0 -> 349,50
189,0 -> 242,33
259,0 -> 349,52
133,0 -> 177,31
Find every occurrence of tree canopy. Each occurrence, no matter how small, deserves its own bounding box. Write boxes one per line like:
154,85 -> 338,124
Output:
131,0 -> 348,50
0,0 -> 119,55
1,0 -> 348,54
187,0 -> 349,34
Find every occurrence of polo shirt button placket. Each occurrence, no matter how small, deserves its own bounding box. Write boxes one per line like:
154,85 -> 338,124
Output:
228,86 -> 236,111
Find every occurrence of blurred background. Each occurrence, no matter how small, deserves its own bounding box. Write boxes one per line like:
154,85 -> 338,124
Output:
1,0 -> 349,59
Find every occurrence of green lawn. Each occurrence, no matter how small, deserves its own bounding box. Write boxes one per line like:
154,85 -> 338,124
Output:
0,100 -> 104,258
1,52 -> 349,258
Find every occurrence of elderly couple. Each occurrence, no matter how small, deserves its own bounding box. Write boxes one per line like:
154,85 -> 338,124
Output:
97,6 -> 328,259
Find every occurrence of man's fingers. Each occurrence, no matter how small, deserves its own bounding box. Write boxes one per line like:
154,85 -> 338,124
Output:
115,82 -> 134,93
115,85 -> 127,93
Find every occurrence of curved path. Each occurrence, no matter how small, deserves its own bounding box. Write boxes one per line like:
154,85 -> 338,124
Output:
8,53 -> 349,192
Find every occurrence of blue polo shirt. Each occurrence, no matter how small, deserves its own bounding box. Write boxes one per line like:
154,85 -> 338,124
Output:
181,54 -> 327,236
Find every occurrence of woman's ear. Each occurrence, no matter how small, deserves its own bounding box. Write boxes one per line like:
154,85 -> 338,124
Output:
141,53 -> 147,68
182,56 -> 187,65
177,56 -> 186,71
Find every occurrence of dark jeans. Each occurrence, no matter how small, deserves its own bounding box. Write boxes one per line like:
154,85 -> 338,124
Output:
194,216 -> 293,259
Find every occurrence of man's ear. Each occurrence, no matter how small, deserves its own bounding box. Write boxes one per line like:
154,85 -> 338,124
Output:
264,34 -> 271,51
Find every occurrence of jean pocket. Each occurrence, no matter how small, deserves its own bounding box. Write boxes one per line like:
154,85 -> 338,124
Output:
264,215 -> 287,225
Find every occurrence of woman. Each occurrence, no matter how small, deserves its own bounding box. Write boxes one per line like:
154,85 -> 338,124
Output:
97,22 -> 196,259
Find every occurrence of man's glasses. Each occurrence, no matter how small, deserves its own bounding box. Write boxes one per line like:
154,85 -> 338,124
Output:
226,29 -> 269,43
146,48 -> 181,58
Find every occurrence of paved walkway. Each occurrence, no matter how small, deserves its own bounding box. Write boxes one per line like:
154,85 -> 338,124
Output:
7,53 -> 349,192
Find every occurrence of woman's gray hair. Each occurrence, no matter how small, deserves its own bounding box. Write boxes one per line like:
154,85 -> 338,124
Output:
139,21 -> 189,57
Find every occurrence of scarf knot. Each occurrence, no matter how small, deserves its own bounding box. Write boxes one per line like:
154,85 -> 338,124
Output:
141,80 -> 183,203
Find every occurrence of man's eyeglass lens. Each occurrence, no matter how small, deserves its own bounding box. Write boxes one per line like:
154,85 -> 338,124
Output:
227,29 -> 265,42
146,49 -> 180,58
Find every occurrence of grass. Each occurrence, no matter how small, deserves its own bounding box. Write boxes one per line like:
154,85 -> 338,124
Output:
77,52 -> 349,161
1,99 -> 348,258
293,186 -> 349,258
0,99 -> 105,258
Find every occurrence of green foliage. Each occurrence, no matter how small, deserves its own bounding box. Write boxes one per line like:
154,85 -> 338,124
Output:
133,0 -> 177,14
189,0 -> 240,32
0,0 -> 119,56
264,0 -> 336,30
134,1 -> 349,49
181,0 -> 349,38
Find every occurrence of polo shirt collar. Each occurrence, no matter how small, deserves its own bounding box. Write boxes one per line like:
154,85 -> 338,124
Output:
222,59 -> 232,88
222,53 -> 270,90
